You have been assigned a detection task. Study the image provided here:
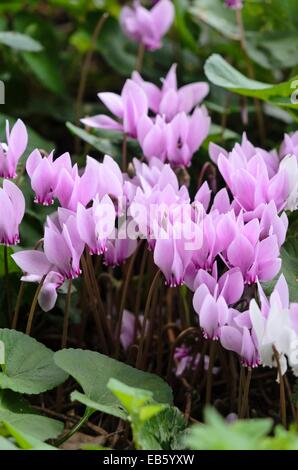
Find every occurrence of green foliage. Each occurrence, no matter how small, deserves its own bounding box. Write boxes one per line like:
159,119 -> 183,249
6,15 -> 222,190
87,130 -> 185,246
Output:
54,349 -> 173,419
0,329 -> 68,394
0,389 -> 63,441
0,247 -> 20,277
108,379 -> 186,450
0,31 -> 43,52
185,408 -> 298,450
263,234 -> 298,302
204,54 -> 298,111
0,422 -> 58,450
66,122 -> 120,158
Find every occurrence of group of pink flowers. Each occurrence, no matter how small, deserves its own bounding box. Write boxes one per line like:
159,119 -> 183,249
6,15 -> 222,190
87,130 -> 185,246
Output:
1,0 -> 298,380
82,64 -> 210,168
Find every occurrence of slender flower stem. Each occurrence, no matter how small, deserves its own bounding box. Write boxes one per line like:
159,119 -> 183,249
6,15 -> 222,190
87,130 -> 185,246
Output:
238,365 -> 245,416
273,346 -> 287,427
136,42 -> 145,73
61,280 -> 72,349
26,275 -> 46,335
136,270 -> 161,369
11,281 -> 25,329
3,245 -> 12,322
205,341 -> 217,405
115,244 -> 140,359
81,255 -> 109,354
75,12 -> 109,153
85,251 -> 112,345
142,282 -> 160,369
239,367 -> 252,419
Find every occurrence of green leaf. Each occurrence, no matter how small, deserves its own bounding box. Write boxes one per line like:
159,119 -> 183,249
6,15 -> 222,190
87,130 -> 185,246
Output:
0,329 -> 68,394
204,54 -> 298,110
0,389 -> 63,441
22,52 -> 65,95
173,0 -> 198,52
0,31 -> 43,52
139,406 -> 186,451
0,247 -> 20,277
185,407 -> 272,450
190,0 -> 240,40
54,349 -> 173,419
0,435 -> 18,450
263,234 -> 298,302
107,378 -> 185,451
66,122 -> 120,158
2,422 -> 58,450
107,378 -> 156,417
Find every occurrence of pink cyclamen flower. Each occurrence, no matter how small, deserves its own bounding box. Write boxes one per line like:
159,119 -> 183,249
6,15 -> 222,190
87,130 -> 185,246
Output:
103,220 -> 138,267
217,143 -> 290,213
166,108 -> 210,167
225,0 -> 243,9
192,266 -> 244,340
81,80 -> 148,138
280,131 -> 298,160
138,108 -> 210,168
174,345 -> 220,377
133,64 -> 209,121
77,195 -> 116,255
26,150 -> 73,205
120,0 -> 174,51
153,208 -> 202,286
226,220 -> 281,284
11,248 -> 65,312
137,115 -> 167,163
0,180 -> 25,245
12,209 -> 85,311
220,323 -> 259,368
0,119 -> 28,178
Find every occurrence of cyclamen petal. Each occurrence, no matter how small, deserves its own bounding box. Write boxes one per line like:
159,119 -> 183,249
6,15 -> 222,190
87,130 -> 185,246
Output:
120,0 -> 174,51
0,119 -> 28,178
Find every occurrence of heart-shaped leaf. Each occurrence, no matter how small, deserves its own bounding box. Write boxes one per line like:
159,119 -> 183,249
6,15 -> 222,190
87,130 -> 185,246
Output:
54,349 -> 173,419
0,329 -> 68,394
0,389 -> 63,441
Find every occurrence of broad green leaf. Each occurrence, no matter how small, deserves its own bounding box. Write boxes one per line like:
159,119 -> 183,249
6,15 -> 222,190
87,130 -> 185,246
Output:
3,422 -> 58,450
54,349 -> 173,419
0,329 -> 68,394
204,54 -> 298,110
0,31 -> 43,52
0,389 -> 63,441
0,435 -> 18,450
66,122 -> 120,158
